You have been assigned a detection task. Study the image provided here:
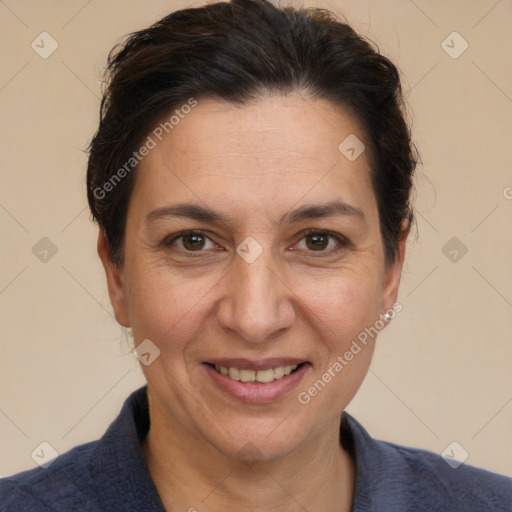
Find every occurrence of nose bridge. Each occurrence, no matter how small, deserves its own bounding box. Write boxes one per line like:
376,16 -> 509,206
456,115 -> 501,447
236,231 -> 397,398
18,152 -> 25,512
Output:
217,239 -> 294,343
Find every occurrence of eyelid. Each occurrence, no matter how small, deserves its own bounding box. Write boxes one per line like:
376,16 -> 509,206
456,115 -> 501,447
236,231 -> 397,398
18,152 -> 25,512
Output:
163,228 -> 351,255
163,229 -> 217,251
295,228 -> 351,253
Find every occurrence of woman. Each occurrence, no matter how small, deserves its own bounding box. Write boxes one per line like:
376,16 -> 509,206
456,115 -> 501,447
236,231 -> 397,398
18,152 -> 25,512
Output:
1,0 -> 511,510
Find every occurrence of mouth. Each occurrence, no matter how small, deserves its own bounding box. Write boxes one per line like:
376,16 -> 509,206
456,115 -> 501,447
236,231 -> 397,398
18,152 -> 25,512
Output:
205,362 -> 305,383
202,359 -> 310,403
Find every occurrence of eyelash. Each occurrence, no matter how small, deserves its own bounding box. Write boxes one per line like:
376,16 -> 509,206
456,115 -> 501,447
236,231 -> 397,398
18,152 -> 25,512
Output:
162,229 -> 350,256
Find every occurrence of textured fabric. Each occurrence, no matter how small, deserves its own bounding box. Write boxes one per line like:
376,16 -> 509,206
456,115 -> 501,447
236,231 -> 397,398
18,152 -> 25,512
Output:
1,386 -> 511,511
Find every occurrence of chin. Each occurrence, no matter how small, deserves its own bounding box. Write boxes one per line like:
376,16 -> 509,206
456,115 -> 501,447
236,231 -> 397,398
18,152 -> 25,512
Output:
206,409 -> 327,465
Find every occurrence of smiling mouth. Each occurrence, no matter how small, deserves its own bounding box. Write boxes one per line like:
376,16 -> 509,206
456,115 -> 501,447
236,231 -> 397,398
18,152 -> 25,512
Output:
205,363 -> 305,383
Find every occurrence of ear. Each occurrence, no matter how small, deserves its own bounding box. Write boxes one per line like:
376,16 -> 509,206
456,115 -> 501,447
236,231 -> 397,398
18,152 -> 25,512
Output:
381,218 -> 409,312
97,229 -> 131,327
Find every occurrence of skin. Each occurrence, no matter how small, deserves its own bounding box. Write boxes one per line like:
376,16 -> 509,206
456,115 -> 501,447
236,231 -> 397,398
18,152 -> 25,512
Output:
98,93 -> 408,511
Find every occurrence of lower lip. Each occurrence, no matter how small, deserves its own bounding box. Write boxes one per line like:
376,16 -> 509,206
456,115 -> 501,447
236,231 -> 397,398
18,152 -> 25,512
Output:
203,363 -> 310,404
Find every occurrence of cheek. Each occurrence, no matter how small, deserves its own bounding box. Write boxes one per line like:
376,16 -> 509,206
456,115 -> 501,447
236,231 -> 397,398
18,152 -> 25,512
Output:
127,259 -> 382,326
292,273 -> 381,415
124,258 -> 222,350
300,270 -> 381,394
302,267 -> 382,337
310,275 -> 381,366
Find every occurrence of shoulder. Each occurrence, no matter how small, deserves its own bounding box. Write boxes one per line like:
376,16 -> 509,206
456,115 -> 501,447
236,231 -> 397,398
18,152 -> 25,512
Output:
0,441 -> 102,511
0,386 -> 162,512
385,440 -> 512,510
343,413 -> 512,511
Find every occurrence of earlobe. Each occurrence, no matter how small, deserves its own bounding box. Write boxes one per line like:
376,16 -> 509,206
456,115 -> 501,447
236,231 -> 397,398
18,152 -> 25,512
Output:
97,230 -> 131,327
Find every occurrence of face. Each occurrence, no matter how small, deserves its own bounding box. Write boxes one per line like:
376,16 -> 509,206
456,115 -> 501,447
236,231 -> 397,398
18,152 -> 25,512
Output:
99,93 -> 406,461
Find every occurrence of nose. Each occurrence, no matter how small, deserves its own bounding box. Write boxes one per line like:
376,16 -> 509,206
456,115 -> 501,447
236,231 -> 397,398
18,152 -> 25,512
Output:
216,244 -> 296,344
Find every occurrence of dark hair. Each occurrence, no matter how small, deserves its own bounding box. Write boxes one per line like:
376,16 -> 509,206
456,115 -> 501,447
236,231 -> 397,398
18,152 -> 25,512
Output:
87,0 -> 417,266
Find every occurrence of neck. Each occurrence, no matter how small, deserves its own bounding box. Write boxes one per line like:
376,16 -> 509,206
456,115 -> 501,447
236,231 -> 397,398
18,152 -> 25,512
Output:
141,395 -> 355,511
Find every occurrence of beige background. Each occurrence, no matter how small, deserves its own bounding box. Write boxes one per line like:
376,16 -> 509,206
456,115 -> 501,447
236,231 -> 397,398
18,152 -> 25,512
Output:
1,0 -> 511,478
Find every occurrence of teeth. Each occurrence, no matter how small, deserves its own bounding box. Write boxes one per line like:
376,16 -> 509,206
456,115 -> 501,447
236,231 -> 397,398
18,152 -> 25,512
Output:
273,366 -> 285,379
213,364 -> 298,383
228,367 -> 240,381
240,369 -> 256,382
256,368 -> 275,383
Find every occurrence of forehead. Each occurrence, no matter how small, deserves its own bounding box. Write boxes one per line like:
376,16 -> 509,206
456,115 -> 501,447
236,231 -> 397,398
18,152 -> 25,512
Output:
133,93 -> 377,222
151,94 -> 365,166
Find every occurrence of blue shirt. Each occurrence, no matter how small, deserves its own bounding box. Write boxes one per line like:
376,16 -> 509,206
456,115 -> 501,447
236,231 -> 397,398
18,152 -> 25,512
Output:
1,386 -> 511,511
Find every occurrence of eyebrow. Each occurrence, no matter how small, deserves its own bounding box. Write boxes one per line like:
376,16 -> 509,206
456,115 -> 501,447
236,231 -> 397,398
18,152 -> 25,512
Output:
146,200 -> 366,226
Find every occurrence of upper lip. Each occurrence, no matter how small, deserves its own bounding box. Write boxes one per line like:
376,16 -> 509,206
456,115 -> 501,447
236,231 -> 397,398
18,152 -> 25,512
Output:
204,358 -> 308,370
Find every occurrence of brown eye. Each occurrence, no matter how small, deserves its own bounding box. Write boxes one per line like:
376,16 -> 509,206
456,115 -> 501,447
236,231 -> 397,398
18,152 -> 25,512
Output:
305,233 -> 329,251
164,230 -> 217,253
181,233 -> 207,251
295,230 -> 349,254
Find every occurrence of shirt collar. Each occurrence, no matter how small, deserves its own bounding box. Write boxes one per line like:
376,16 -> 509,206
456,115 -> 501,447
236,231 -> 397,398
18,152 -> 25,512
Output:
96,385 -> 383,510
